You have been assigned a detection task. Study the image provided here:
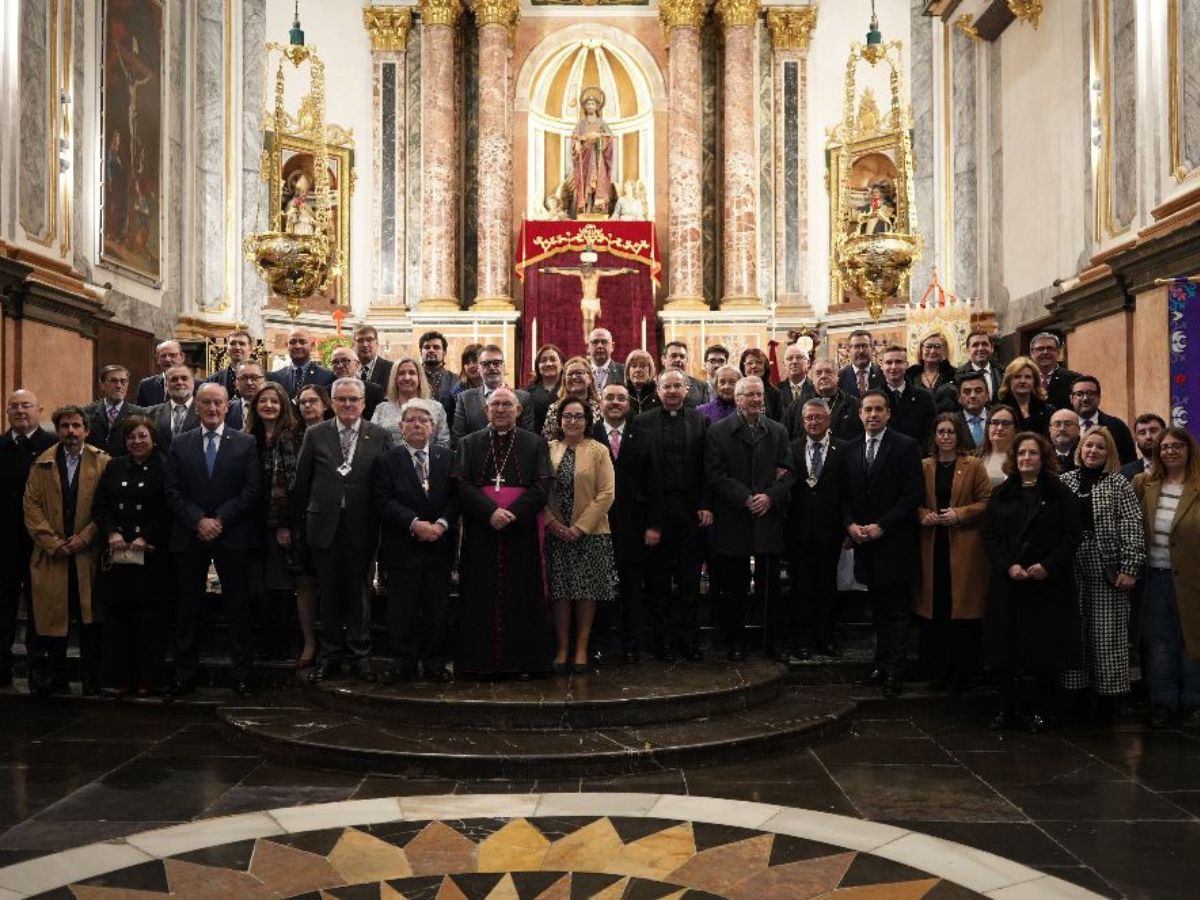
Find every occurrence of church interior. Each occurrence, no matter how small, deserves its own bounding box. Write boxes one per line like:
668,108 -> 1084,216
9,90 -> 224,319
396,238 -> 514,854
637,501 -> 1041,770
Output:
1,1 -> 1199,898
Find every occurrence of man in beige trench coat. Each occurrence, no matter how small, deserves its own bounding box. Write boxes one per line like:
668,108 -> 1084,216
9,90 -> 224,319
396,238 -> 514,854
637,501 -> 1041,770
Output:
23,405 -> 110,695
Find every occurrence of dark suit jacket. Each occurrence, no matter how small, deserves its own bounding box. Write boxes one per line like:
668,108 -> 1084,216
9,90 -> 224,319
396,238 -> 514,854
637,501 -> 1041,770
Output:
781,390 -> 863,443
373,443 -> 458,569
885,384 -> 936,449
145,400 -> 202,451
291,418 -> 393,551
592,360 -> 624,391
1095,411 -> 1137,466
83,401 -> 147,456
838,363 -> 884,399
685,375 -> 711,408
788,435 -> 847,546
136,374 -> 167,407
956,409 -> 989,451
451,386 -> 534,447
777,378 -> 815,414
206,366 -> 238,398
591,420 -> 664,561
225,396 -> 246,433
164,427 -> 261,552
954,361 -> 1003,400
705,414 -> 795,556
360,381 -> 385,422
266,361 -> 336,398
1044,366 -> 1081,411
1121,458 -> 1151,481
0,427 -> 56,556
842,428 -> 924,586
634,406 -> 711,513
362,357 -> 393,392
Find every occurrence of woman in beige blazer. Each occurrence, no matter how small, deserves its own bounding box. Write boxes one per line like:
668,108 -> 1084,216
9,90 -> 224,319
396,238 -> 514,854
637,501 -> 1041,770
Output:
1133,426 -> 1200,727
546,396 -> 616,673
915,413 -> 993,692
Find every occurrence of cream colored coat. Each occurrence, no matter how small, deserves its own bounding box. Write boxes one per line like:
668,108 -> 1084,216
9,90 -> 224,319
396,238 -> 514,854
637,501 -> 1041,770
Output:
914,454 -> 993,620
547,438 -> 614,535
23,444 -> 110,636
1134,474 -> 1200,658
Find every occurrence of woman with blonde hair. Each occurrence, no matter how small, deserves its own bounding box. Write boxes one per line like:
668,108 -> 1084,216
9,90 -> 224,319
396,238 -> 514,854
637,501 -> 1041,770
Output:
373,355 -> 450,448
623,349 -> 660,416
997,356 -> 1051,435
1060,426 -> 1146,723
542,356 -> 602,439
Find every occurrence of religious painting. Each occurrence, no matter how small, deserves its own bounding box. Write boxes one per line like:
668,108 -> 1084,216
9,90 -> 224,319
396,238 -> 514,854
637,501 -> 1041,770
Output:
264,132 -> 354,309
99,0 -> 164,284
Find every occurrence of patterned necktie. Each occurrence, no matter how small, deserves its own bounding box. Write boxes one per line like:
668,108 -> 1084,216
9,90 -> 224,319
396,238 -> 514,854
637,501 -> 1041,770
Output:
857,368 -> 868,395
107,404 -> 119,426
609,428 -> 621,459
415,448 -> 428,491
866,436 -> 877,471
65,452 -> 79,485
811,441 -> 824,479
339,426 -> 354,463
1082,419 -> 1094,432
172,404 -> 186,435
292,367 -> 304,397
204,431 -> 218,476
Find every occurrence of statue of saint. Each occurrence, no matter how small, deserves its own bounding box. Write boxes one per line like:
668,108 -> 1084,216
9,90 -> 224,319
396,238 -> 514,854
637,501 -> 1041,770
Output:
282,170 -> 316,236
541,193 -> 568,221
541,254 -> 636,342
570,88 -> 615,218
854,177 -> 897,236
610,180 -> 647,221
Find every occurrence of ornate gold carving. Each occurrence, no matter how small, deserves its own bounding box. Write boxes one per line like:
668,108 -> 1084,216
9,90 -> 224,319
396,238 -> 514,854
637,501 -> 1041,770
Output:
419,0 -> 464,28
715,0 -> 760,30
473,0 -> 519,30
1006,0 -> 1043,28
954,14 -> 982,42
362,6 -> 413,52
659,0 -> 706,30
766,7 -> 818,52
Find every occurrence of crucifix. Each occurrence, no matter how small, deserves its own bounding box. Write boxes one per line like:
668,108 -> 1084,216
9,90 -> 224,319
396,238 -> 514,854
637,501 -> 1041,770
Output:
540,250 -> 636,343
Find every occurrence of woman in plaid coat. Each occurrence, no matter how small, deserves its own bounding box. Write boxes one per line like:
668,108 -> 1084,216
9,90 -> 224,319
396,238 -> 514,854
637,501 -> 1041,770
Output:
1060,426 -> 1146,722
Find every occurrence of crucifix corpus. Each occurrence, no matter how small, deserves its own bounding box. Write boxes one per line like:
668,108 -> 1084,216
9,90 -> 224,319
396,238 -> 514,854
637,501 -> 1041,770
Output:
540,248 -> 636,343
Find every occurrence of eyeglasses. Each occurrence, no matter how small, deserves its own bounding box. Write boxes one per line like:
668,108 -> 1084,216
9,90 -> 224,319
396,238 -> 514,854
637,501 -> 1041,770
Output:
402,415 -> 433,424
1070,389 -> 1099,398
332,395 -> 363,404
1159,442 -> 1187,453
480,359 -> 504,368
488,401 -> 516,409
297,398 -> 323,407
237,374 -> 263,382
989,420 -> 1015,429
560,413 -> 587,422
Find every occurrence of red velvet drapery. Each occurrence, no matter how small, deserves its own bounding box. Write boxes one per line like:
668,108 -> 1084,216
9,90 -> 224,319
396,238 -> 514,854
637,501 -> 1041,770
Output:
516,220 -> 659,376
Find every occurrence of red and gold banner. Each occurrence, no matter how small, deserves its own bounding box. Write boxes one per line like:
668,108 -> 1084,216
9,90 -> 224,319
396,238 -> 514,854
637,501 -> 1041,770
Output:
516,219 -> 661,286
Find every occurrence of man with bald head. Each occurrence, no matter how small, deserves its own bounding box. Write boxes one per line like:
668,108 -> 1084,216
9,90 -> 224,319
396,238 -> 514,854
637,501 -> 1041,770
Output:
136,339 -> 186,406
266,326 -> 335,400
0,390 -> 55,684
588,328 -> 623,391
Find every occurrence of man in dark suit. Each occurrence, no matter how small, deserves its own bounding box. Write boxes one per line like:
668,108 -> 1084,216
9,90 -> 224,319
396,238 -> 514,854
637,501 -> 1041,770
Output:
0,390 -> 55,684
957,330 -> 1002,400
330,346 -> 385,420
879,345 -> 935,448
593,383 -> 664,662
419,330 -> 458,419
635,369 -> 712,660
838,329 -> 884,398
782,359 -> 862,442
954,372 -> 990,449
224,360 -> 266,432
145,365 -> 201,451
842,389 -> 924,698
787,397 -> 848,659
163,383 -> 261,698
373,397 -> 457,682
84,365 -> 146,456
587,328 -> 625,392
705,376 -> 795,660
353,324 -> 393,391
292,377 -> 394,682
1049,408 -> 1081,473
451,344 -> 533,446
1123,413 -> 1165,480
1029,331 -> 1080,411
136,340 -> 185,407
266,326 -> 335,400
206,329 -> 253,399
661,341 -> 711,407
1069,375 -> 1136,465
776,342 -> 814,413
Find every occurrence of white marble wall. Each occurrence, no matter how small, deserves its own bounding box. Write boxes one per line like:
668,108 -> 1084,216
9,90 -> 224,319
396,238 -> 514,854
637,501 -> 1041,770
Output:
18,0 -> 50,241
241,0 -> 268,330
1109,0 -> 1138,234
406,27 -> 422,309
1182,0 -> 1200,174
951,26 -> 978,299
908,0 -> 935,301
195,0 -> 226,313
986,42 -> 1005,308
756,20 -> 773,309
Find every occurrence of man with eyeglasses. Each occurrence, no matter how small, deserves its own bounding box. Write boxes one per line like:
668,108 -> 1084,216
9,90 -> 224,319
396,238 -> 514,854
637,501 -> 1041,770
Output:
330,346 -> 385,420
84,365 -> 146,456
838,329 -> 884,399
206,330 -> 253,398
1068,374 -> 1136,465
1049,408 -> 1082,473
353,324 -> 393,391
224,360 -> 266,431
450,344 -> 533,447
292,378 -> 393,684
1123,413 -> 1166,479
454,387 -> 554,675
136,340 -> 186,407
1029,332 -> 1080,411
588,328 -> 623,391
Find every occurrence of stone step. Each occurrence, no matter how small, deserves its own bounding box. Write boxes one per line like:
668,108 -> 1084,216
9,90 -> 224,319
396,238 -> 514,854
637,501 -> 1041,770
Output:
218,686 -> 855,778
304,658 -> 787,730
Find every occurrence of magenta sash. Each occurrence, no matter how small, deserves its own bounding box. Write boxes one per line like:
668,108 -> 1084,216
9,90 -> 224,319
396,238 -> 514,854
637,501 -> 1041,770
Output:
488,485 -> 549,605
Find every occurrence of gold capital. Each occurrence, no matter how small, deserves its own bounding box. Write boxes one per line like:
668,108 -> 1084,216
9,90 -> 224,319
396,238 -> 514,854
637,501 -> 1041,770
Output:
1006,0 -> 1043,29
473,0 -> 519,30
659,0 -> 707,30
954,13 -> 982,42
419,0 -> 464,28
765,7 -> 817,51
715,0 -> 760,29
362,6 -> 413,52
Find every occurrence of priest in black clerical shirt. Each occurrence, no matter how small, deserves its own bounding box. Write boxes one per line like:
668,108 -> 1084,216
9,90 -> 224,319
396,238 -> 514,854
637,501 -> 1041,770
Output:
453,387 -> 554,675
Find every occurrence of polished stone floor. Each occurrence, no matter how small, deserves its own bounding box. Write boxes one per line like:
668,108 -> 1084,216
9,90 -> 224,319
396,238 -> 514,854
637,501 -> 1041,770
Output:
2,691 -> 1198,898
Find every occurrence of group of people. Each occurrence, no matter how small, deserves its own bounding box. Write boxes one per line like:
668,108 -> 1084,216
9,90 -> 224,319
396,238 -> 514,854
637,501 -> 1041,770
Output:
1,324 -> 1196,735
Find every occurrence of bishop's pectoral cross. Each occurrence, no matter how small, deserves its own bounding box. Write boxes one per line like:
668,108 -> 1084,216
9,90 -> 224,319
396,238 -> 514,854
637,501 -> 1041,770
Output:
541,261 -> 637,343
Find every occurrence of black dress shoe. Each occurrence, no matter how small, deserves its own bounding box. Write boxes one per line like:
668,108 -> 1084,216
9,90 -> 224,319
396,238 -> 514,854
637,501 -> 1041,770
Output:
882,675 -> 904,699
1149,705 -> 1173,729
621,649 -> 640,664
788,647 -> 812,664
823,642 -> 844,659
308,662 -> 340,684
686,646 -> 703,662
1026,713 -> 1049,734
163,680 -> 196,702
426,667 -> 453,683
857,668 -> 886,687
381,668 -> 414,685
990,710 -> 1017,731
349,661 -> 376,682
81,678 -> 100,697
232,680 -> 255,698
727,646 -> 745,662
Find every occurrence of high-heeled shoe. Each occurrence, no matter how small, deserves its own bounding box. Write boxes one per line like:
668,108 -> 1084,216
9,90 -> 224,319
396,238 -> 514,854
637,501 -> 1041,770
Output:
571,661 -> 591,674
552,661 -> 569,675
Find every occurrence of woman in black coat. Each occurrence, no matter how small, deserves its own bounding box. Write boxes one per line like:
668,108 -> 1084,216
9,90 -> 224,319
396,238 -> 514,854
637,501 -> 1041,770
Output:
982,431 -> 1082,732
93,416 -> 172,696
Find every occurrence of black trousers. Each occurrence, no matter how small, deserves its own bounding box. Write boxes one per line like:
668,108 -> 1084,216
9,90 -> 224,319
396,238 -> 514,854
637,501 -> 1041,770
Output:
0,549 -> 36,675
35,565 -> 100,684
311,512 -> 373,664
789,541 -> 842,649
102,598 -> 166,690
174,548 -> 254,683
717,555 -> 783,650
868,583 -> 913,677
385,561 -> 452,673
648,499 -> 702,651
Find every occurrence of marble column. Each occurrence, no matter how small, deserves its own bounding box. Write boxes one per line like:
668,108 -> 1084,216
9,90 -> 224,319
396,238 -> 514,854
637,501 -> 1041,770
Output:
715,0 -> 760,309
472,0 -> 518,310
765,7 -> 816,316
417,0 -> 462,310
363,6 -> 412,310
660,0 -> 707,310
